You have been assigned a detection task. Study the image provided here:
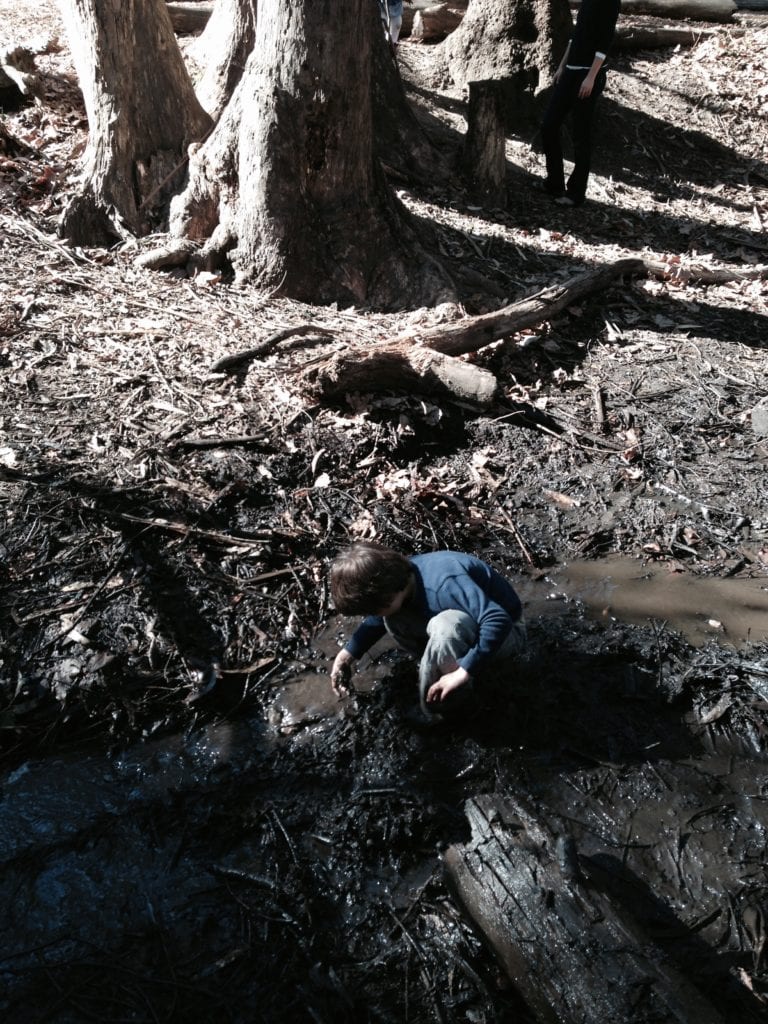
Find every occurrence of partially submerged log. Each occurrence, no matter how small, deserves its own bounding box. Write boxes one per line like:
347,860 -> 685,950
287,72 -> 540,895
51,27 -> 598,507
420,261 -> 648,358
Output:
444,793 -> 727,1024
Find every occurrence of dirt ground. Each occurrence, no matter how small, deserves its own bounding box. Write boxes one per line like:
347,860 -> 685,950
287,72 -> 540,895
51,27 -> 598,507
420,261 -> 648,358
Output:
1,3 -> 767,1022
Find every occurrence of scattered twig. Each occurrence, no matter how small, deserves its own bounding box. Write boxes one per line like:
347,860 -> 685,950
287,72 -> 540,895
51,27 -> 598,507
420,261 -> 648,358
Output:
107,511 -> 291,546
495,506 -> 538,567
172,433 -> 270,450
210,325 -> 337,373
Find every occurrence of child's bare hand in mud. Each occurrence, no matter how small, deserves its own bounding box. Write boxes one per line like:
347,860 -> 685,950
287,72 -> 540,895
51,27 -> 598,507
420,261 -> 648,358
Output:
426,666 -> 470,704
330,650 -> 355,697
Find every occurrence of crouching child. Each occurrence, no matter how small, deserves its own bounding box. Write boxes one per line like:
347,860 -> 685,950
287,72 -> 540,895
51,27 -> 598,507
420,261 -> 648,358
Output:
329,543 -> 526,718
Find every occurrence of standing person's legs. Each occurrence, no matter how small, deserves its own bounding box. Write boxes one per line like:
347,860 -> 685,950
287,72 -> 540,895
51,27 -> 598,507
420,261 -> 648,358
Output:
389,13 -> 402,43
566,69 -> 605,203
541,71 -> 580,196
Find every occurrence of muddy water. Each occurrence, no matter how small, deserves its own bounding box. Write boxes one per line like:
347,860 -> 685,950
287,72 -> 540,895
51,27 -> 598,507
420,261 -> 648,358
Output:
3,564 -> 767,1021
521,557 -> 768,647
272,558 -> 768,734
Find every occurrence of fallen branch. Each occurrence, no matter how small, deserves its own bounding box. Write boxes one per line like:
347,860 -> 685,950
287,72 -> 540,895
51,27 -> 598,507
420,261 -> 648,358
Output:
172,433 -> 270,450
109,512 -> 292,547
303,258 -> 644,403
644,256 -> 767,284
615,23 -> 717,49
612,0 -> 735,21
210,325 -> 337,374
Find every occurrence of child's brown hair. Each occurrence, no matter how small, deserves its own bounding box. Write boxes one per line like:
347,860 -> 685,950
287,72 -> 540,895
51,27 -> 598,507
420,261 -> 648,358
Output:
330,542 -> 412,614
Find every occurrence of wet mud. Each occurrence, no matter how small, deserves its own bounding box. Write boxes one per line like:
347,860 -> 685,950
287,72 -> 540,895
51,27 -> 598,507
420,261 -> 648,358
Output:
3,595 -> 768,1023
529,556 -> 768,647
1,7 -> 767,1021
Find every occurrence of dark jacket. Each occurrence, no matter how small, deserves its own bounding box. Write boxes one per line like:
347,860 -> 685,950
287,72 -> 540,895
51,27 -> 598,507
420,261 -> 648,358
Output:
568,0 -> 620,66
344,551 -> 523,675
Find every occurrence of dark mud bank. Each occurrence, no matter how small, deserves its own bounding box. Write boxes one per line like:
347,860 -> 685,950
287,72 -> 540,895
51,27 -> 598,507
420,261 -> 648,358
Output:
2,605 -> 767,1023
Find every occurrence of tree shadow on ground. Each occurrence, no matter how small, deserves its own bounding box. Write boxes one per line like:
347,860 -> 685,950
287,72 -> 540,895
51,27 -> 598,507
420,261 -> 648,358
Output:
401,70 -> 767,259
454,614 -> 702,772
584,853 -> 767,1023
412,208 -> 768,354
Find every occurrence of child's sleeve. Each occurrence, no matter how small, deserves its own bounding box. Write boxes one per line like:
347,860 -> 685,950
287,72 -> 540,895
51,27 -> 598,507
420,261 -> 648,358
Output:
345,615 -> 387,660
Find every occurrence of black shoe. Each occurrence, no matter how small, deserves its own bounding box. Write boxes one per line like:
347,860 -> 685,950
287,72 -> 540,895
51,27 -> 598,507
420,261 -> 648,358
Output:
554,194 -> 584,207
541,180 -> 564,198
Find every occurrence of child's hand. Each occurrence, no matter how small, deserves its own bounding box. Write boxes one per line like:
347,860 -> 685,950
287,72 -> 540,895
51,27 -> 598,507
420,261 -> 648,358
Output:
330,649 -> 355,697
426,667 -> 470,704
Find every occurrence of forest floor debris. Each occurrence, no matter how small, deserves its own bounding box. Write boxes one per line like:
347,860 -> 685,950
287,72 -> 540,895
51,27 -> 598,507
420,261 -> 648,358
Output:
0,4 -> 767,1022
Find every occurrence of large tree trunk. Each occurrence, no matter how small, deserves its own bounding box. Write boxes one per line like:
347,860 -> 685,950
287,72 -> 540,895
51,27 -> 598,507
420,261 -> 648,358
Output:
460,81 -> 507,206
169,0 -> 453,310
440,0 -> 572,133
59,0 -> 211,244
371,14 -> 451,184
187,0 -> 257,120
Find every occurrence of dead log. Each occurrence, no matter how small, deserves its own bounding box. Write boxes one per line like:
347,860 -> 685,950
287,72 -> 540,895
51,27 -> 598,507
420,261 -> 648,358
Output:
444,793 -> 728,1024
613,0 -> 736,19
460,81 -> 507,208
0,46 -> 44,102
411,4 -> 466,42
615,23 -> 717,47
305,342 -> 499,405
399,257 -> 644,357
303,258 -> 644,403
401,0 -> 469,38
167,1 -> 213,35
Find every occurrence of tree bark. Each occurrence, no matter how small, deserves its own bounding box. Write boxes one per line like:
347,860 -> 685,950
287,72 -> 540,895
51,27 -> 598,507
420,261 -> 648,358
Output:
186,0 -> 257,120
439,0 -> 573,132
444,794 -> 728,1024
371,12 -> 451,184
59,0 -> 211,245
169,0 -> 454,310
460,81 -> 507,208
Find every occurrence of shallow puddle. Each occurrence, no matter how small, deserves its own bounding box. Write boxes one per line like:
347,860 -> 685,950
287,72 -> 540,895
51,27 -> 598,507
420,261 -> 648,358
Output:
520,557 -> 768,647
271,559 -> 768,731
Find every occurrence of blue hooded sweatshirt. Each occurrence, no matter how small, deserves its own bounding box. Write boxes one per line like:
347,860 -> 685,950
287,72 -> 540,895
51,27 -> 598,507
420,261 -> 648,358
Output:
343,551 -> 522,676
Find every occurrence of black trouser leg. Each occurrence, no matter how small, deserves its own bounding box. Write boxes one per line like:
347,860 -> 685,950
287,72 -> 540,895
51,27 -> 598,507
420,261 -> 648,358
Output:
541,72 -> 580,196
566,68 -> 605,203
